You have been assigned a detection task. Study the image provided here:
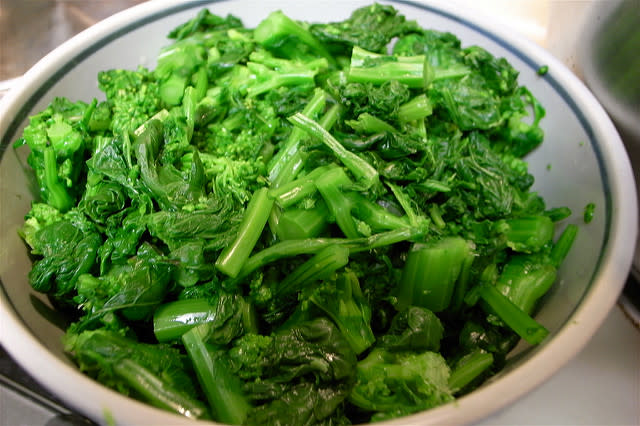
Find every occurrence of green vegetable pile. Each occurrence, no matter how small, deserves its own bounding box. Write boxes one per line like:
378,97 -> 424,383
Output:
15,4 -> 578,424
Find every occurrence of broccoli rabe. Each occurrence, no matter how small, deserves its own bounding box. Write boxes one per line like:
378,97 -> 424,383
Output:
14,98 -> 95,211
64,328 -> 209,419
15,4 -> 578,425
349,348 -> 454,421
227,318 -> 357,425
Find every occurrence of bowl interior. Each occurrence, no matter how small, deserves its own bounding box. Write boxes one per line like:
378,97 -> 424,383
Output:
0,0 -> 634,424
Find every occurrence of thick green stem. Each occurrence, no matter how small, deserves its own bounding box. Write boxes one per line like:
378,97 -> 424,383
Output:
348,192 -> 410,231
239,227 -> 425,279
498,215 -> 554,253
246,71 -> 317,98
495,256 -> 557,315
159,73 -> 187,106
268,88 -> 327,185
193,66 -> 208,101
270,152 -> 305,190
183,86 -> 197,141
268,164 -> 337,208
448,351 -> 494,393
182,325 -> 250,425
348,46 -> 431,89
477,283 -> 549,345
277,245 -> 349,298
153,299 -> 217,342
275,203 -> 329,240
288,112 -> 379,189
346,113 -> 396,134
43,147 -> 73,212
113,359 -> 209,420
318,103 -> 342,129
397,237 -> 472,312
428,204 -> 447,229
398,94 -> 433,123
449,250 -> 475,313
314,167 -> 359,238
216,187 -> 274,278
549,224 -> 578,267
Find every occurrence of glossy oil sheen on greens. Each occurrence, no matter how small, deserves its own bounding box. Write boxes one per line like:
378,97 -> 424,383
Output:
15,3 -> 575,424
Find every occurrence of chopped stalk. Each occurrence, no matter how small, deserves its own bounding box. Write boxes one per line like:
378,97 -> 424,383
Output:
348,46 -> 431,89
277,245 -> 350,299
216,187 -> 274,278
182,324 -> 250,425
314,167 -> 359,239
348,192 -> 410,231
448,351 -> 494,393
398,94 -> 433,123
268,164 -> 337,208
397,237 -> 473,312
193,66 -> 208,101
42,147 -> 73,212
477,284 -> 550,345
346,113 -> 396,134
182,86 -> 197,141
428,204 -> 446,229
159,73 -> 187,106
246,69 -> 317,98
288,112 -> 379,189
494,255 -> 557,315
268,88 -> 327,185
275,203 -> 329,240
239,227 -> 426,279
549,224 -> 578,268
113,359 -> 209,420
497,215 -> 554,253
153,299 -> 217,342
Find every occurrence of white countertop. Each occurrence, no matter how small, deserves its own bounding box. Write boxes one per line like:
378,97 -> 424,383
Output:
480,305 -> 639,425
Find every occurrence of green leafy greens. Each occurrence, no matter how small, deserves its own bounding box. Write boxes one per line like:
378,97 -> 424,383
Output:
15,4 -> 576,425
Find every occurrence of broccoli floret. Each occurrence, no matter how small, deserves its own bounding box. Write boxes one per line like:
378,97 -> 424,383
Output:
19,203 -> 64,253
98,68 -> 161,135
349,348 -> 454,421
14,98 -> 93,211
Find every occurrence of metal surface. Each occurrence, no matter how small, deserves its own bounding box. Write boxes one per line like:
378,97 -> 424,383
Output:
0,347 -> 95,425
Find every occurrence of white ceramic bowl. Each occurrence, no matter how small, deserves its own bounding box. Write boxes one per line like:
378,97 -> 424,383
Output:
0,1 -> 637,425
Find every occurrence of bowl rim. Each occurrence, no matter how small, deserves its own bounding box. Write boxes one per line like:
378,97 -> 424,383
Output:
0,0 -> 637,425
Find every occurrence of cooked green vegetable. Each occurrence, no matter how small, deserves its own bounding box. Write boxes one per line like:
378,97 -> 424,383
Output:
584,202 -> 596,223
15,4 -> 577,425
